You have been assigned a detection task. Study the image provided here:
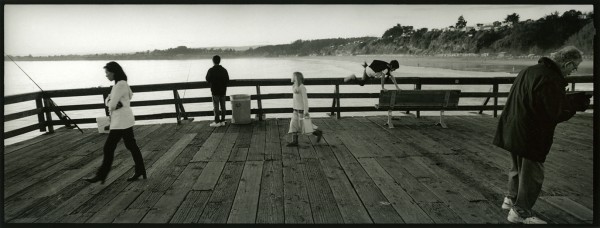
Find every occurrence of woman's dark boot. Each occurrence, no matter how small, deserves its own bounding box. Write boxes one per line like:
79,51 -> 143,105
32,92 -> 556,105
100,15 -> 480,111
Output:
127,170 -> 147,181
84,175 -> 107,184
286,134 -> 299,147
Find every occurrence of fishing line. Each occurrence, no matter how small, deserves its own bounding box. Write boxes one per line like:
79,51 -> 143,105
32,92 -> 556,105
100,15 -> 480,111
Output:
4,53 -> 46,93
4,52 -> 84,134
182,63 -> 192,99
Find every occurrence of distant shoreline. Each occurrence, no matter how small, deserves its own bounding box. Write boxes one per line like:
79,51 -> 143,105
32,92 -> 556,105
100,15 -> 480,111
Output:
4,55 -> 593,75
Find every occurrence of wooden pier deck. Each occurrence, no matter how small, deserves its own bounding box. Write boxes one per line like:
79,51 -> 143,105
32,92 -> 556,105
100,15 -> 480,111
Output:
3,114 -> 594,224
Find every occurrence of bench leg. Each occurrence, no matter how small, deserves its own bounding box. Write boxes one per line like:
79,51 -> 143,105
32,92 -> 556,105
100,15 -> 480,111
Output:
436,111 -> 448,128
385,110 -> 395,128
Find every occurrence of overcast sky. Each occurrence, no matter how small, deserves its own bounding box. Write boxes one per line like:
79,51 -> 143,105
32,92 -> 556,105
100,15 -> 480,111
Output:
4,4 -> 593,56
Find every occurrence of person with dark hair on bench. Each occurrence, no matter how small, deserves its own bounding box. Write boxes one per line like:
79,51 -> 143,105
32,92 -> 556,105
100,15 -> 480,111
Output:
344,59 -> 401,91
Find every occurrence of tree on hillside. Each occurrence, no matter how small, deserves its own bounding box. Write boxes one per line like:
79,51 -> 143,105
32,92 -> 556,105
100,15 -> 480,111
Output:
504,13 -> 520,25
493,21 -> 502,27
382,24 -> 404,39
456,15 -> 467,29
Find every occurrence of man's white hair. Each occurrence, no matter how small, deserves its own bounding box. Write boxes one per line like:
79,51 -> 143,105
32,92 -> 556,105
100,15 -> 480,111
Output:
551,46 -> 583,64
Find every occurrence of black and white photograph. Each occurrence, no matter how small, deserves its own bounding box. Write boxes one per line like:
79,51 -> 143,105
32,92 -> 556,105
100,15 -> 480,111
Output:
3,2 -> 598,225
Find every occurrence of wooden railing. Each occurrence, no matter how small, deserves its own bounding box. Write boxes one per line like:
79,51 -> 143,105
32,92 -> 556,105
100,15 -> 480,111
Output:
4,75 -> 594,139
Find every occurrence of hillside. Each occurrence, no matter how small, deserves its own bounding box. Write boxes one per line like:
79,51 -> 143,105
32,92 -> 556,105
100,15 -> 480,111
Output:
6,10 -> 594,61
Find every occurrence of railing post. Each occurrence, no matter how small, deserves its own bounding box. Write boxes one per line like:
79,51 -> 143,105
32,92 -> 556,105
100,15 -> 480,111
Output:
571,82 -> 576,91
35,94 -> 46,132
493,83 -> 499,118
335,84 -> 341,119
173,90 -> 181,124
43,96 -> 54,133
415,83 -> 422,118
102,93 -> 110,116
330,87 -> 337,117
256,85 -> 263,121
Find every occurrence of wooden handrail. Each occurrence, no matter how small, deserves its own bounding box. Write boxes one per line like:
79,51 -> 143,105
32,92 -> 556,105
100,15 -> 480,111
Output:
4,75 -> 594,139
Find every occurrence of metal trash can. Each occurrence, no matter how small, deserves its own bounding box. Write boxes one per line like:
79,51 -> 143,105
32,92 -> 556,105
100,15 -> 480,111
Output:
230,94 -> 251,124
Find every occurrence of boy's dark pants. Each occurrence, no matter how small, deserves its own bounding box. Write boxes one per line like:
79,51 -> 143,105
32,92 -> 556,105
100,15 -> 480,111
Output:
212,95 -> 226,122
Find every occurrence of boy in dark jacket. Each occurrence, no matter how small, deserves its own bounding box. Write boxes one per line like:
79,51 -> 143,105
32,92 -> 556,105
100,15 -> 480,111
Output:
206,55 -> 230,127
344,60 -> 401,91
493,46 -> 589,224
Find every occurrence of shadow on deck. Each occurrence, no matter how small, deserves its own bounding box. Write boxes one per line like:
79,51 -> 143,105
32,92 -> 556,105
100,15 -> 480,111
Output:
3,114 -> 594,224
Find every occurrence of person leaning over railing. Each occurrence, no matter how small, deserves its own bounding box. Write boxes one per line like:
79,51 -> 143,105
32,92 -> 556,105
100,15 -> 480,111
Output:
493,46 -> 590,224
343,59 -> 401,91
84,61 -> 147,184
286,72 -> 323,147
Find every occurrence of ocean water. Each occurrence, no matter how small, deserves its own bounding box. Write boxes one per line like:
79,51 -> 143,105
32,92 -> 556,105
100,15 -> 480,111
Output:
4,57 -> 593,145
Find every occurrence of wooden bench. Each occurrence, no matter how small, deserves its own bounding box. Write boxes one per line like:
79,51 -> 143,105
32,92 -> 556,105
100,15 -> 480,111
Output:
375,90 -> 461,128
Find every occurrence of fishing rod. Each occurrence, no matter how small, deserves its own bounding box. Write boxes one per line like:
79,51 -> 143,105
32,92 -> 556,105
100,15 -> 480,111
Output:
177,63 -> 194,124
4,52 -> 84,134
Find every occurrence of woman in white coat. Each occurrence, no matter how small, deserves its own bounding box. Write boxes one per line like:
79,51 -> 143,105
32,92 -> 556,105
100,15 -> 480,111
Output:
84,62 -> 146,184
286,72 -> 323,147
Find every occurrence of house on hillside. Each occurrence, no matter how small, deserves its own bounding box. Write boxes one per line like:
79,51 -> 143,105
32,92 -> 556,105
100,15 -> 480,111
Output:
476,23 -> 496,31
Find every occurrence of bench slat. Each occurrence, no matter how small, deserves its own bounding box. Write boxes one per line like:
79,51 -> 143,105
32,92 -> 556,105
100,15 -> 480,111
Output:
378,90 -> 461,109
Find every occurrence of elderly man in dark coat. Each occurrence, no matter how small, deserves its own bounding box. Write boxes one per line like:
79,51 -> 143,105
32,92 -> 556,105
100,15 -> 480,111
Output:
493,46 -> 589,224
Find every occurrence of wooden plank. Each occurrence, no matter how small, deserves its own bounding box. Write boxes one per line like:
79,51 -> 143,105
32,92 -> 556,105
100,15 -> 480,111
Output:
264,119 -> 281,161
334,130 -> 374,158
192,161 -> 226,191
307,134 -> 373,223
146,133 -> 197,174
302,158 -> 344,223
541,196 -> 593,222
358,158 -> 433,223
169,190 -> 212,223
282,159 -> 313,223
416,202 -> 465,224
298,134 -> 318,159
86,190 -> 143,223
324,134 -> 405,223
247,120 -> 266,161
350,117 -> 407,157
256,160 -> 284,223
191,132 -> 225,162
228,148 -> 249,162
5,129 -> 87,173
227,161 -> 264,223
234,123 -> 253,148
4,156 -> 80,198
112,208 -> 152,223
210,132 -> 239,161
140,162 -> 207,223
3,128 -> 65,155
534,198 -> 588,224
197,161 -> 245,223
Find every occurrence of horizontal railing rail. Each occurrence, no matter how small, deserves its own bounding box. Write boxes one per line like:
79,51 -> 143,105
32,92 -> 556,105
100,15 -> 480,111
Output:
4,75 -> 594,139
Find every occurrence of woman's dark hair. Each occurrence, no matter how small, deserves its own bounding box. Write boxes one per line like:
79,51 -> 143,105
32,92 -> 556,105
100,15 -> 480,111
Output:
104,61 -> 128,83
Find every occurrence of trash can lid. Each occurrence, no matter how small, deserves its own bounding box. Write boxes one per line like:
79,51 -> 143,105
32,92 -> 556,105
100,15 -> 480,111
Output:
230,94 -> 250,100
